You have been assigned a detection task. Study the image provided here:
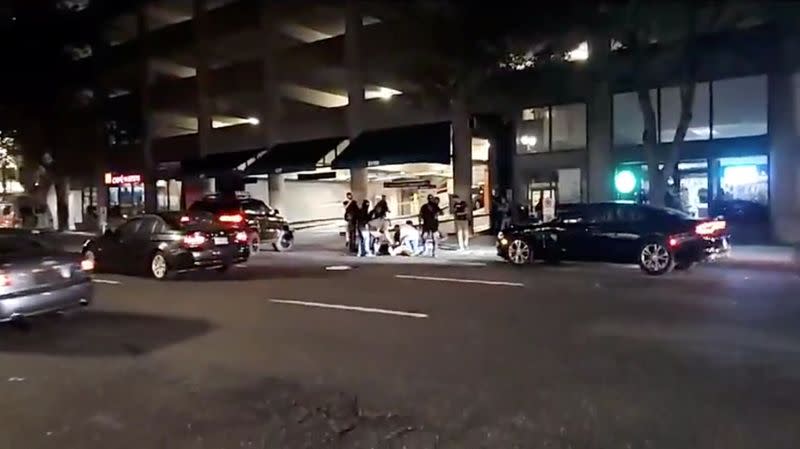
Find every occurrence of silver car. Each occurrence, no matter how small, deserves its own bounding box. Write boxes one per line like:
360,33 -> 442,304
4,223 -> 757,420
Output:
0,230 -> 93,322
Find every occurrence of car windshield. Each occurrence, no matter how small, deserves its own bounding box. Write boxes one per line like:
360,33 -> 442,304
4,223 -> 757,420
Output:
190,199 -> 241,214
160,212 -> 218,230
659,206 -> 694,219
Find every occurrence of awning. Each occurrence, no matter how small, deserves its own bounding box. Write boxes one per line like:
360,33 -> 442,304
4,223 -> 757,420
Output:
331,122 -> 451,169
182,148 -> 265,177
245,136 -> 347,175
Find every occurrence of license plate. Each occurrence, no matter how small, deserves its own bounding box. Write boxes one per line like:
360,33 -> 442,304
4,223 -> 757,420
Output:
213,237 -> 229,246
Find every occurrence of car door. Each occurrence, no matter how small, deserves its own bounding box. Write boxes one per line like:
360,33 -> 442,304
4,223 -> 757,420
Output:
580,204 -> 618,261
130,217 -> 162,270
553,205 -> 595,260
113,218 -> 144,273
602,204 -> 649,262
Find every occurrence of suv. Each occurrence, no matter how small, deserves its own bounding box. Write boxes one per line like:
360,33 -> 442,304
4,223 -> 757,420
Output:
188,193 -> 294,252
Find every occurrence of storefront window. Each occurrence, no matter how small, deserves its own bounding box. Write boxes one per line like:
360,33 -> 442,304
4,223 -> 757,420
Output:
717,155 -> 768,205
660,82 -> 710,142
613,90 -> 656,146
712,76 -> 767,138
517,108 -> 549,154
551,104 -> 586,151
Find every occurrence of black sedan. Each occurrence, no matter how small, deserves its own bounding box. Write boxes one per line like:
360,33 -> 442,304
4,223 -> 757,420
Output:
0,230 -> 92,322
82,212 -> 249,280
497,202 -> 730,275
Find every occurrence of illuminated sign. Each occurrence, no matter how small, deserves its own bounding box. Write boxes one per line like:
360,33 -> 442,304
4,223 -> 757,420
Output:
614,170 -> 637,194
104,172 -> 142,185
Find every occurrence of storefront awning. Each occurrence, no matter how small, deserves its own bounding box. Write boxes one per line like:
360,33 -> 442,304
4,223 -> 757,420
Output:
245,137 -> 347,175
182,148 -> 265,177
331,122 -> 452,169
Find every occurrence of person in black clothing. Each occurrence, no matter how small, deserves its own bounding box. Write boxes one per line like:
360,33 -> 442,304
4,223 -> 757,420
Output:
418,195 -> 443,256
371,194 -> 389,219
452,194 -> 470,250
357,199 -> 374,256
343,192 -> 360,253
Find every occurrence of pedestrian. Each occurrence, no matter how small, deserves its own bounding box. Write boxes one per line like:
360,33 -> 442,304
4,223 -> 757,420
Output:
372,194 -> 389,219
419,195 -> 442,257
452,194 -> 470,250
357,199 -> 374,257
497,197 -> 511,230
343,192 -> 359,253
390,220 -> 422,256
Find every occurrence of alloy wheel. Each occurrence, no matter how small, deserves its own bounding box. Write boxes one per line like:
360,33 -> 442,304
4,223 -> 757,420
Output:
151,253 -> 168,279
640,243 -> 670,273
508,239 -> 531,265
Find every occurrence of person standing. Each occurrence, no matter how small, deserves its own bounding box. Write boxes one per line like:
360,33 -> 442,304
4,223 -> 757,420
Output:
343,192 -> 359,253
497,196 -> 512,230
372,194 -> 389,219
419,195 -> 443,256
452,194 -> 470,250
357,199 -> 374,257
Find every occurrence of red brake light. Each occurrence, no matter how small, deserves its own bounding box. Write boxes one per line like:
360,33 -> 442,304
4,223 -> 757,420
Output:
219,214 -> 243,224
234,231 -> 248,243
695,220 -> 726,236
0,271 -> 11,286
183,232 -> 207,247
668,237 -> 679,247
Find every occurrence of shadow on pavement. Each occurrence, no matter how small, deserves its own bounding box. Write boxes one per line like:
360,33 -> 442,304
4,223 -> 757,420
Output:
0,310 -> 212,356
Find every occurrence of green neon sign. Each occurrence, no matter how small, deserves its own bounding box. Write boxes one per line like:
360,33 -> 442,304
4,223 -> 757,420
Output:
615,170 -> 637,194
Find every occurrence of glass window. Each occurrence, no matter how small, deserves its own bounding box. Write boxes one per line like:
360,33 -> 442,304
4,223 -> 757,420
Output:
660,82 -> 710,142
136,217 -> 159,236
613,90 -> 656,146
616,204 -> 646,222
717,155 -> 769,205
117,218 -> 142,238
517,107 -> 549,154
712,76 -> 767,138
586,204 -> 616,223
551,103 -> 586,150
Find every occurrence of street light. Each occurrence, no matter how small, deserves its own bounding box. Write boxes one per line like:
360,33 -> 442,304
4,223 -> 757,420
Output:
246,117 -> 260,125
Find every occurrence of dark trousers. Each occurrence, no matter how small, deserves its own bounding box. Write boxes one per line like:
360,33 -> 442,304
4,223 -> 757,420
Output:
347,221 -> 358,253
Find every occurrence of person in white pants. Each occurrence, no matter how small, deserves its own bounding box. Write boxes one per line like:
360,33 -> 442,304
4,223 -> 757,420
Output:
452,195 -> 470,250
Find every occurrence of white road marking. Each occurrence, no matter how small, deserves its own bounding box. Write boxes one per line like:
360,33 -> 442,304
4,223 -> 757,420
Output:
92,279 -> 121,285
325,265 -> 353,271
269,299 -> 428,319
394,274 -> 524,287
235,264 -> 248,268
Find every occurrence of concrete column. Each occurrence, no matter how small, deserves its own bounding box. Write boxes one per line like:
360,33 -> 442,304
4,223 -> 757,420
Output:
194,0 -> 212,157
267,174 -> 285,212
768,70 -> 800,243
137,6 -> 157,212
586,33 -> 613,202
345,0 -> 368,200
259,2 -> 281,147
451,94 -> 473,212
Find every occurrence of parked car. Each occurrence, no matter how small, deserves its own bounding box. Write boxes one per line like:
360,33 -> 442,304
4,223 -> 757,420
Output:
0,229 -> 92,322
0,194 -> 54,230
188,193 -> 294,252
82,212 -> 249,280
497,202 -> 730,275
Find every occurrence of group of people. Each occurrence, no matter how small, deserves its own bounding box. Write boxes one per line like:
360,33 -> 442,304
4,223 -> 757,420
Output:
343,192 -> 473,258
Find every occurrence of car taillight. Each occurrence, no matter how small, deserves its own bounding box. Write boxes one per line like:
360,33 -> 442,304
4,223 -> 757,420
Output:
80,258 -> 95,271
696,220 -> 726,236
219,214 -> 244,224
0,271 -> 11,287
183,232 -> 207,247
180,215 -> 191,223
234,231 -> 248,243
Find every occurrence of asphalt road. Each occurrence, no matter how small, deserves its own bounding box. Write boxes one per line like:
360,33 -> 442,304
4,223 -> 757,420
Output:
2,251 -> 800,449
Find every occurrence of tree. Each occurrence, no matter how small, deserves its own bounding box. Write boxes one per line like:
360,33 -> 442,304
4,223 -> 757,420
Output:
614,1 -> 771,207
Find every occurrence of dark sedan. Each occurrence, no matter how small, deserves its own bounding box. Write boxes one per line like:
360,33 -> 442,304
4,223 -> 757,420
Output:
497,202 -> 730,275
0,230 -> 92,322
82,212 -> 249,280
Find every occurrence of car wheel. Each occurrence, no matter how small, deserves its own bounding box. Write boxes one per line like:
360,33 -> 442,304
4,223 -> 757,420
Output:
273,235 -> 294,252
149,251 -> 170,280
507,239 -> 532,265
638,242 -> 674,275
674,261 -> 695,271
83,249 -> 99,272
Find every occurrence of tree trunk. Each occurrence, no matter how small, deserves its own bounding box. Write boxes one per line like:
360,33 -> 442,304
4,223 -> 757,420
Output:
55,176 -> 70,231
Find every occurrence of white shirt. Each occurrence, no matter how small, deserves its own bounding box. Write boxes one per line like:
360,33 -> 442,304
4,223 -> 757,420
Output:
398,224 -> 420,243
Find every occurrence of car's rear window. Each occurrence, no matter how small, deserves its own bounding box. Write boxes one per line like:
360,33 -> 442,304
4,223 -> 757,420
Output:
241,199 -> 269,215
159,212 -> 219,230
189,200 -> 241,214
